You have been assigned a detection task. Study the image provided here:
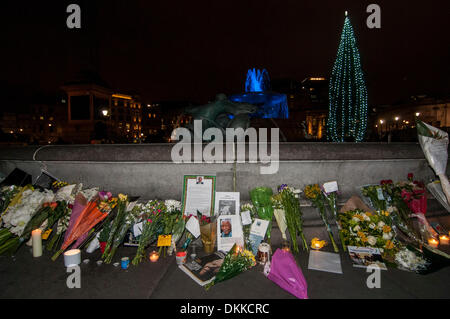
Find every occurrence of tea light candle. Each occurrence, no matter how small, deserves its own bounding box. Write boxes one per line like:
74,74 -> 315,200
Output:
31,229 -> 42,257
149,251 -> 159,262
439,235 -> 449,245
311,237 -> 326,250
64,249 -> 81,267
428,238 -> 439,248
281,241 -> 291,252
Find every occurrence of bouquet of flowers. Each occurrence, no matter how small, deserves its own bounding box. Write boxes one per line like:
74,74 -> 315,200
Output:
1,187 -> 54,236
51,194 -> 112,261
277,185 -> 308,254
158,203 -> 184,257
363,177 -> 427,244
166,200 -> 185,255
322,184 -> 347,251
361,184 -> 389,212
250,187 -> 274,244
0,185 -> 21,215
103,202 -> 141,263
241,203 -> 256,251
338,208 -> 399,263
304,184 -> 339,252
204,244 -> 256,290
0,200 -> 68,255
196,210 -> 217,254
132,200 -> 165,265
395,246 -> 430,273
102,193 -> 128,262
399,173 -> 427,215
271,189 -> 287,241
46,184 -> 81,252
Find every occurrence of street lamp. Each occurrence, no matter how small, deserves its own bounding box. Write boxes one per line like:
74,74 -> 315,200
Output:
415,112 -> 420,117
379,119 -> 384,134
102,109 -> 109,117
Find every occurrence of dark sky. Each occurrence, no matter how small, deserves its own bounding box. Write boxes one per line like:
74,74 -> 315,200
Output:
1,0 -> 449,108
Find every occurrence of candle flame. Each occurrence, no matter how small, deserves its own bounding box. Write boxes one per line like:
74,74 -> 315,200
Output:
64,249 -> 81,256
311,237 -> 326,250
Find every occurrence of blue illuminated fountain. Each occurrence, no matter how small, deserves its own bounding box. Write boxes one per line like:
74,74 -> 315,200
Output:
229,68 -> 289,119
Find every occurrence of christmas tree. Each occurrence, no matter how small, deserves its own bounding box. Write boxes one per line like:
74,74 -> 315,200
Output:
327,12 -> 368,142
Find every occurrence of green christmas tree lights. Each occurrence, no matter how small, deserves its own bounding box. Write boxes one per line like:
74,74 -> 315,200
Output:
327,12 -> 368,142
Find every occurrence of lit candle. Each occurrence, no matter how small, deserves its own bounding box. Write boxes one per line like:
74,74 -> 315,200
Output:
428,238 -> 439,248
149,251 -> 159,262
439,235 -> 449,245
64,249 -> 81,267
311,237 -> 326,250
281,241 -> 291,252
32,229 -> 42,257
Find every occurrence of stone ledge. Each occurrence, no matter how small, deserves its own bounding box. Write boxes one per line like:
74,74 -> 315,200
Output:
0,142 -> 429,162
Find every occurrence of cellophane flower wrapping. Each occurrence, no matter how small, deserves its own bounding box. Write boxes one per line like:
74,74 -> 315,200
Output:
417,120 -> 450,205
250,187 -> 274,242
103,205 -> 140,263
304,184 -> 339,252
0,185 -> 20,216
2,188 -> 54,236
267,248 -> 308,299
278,185 -> 308,254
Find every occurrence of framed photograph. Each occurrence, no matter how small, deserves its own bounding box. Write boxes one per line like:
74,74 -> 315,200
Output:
217,215 -> 244,253
182,175 -> 216,217
214,192 -> 240,216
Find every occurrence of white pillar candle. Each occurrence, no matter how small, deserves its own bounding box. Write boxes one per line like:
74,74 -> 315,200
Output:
32,229 -> 42,257
64,249 -> 81,267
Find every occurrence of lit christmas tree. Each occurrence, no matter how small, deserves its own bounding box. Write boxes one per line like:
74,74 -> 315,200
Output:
327,12 -> 368,142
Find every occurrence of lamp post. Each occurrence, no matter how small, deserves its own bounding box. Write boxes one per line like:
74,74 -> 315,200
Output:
101,107 -> 112,142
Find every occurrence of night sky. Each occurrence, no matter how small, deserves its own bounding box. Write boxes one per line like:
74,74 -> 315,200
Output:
1,0 -> 449,109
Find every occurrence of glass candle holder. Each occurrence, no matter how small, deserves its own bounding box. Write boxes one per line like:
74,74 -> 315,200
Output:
428,237 -> 439,248
439,234 -> 449,245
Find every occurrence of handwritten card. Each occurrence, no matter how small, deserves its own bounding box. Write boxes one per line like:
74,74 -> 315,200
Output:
186,215 -> 201,238
323,181 -> 338,194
